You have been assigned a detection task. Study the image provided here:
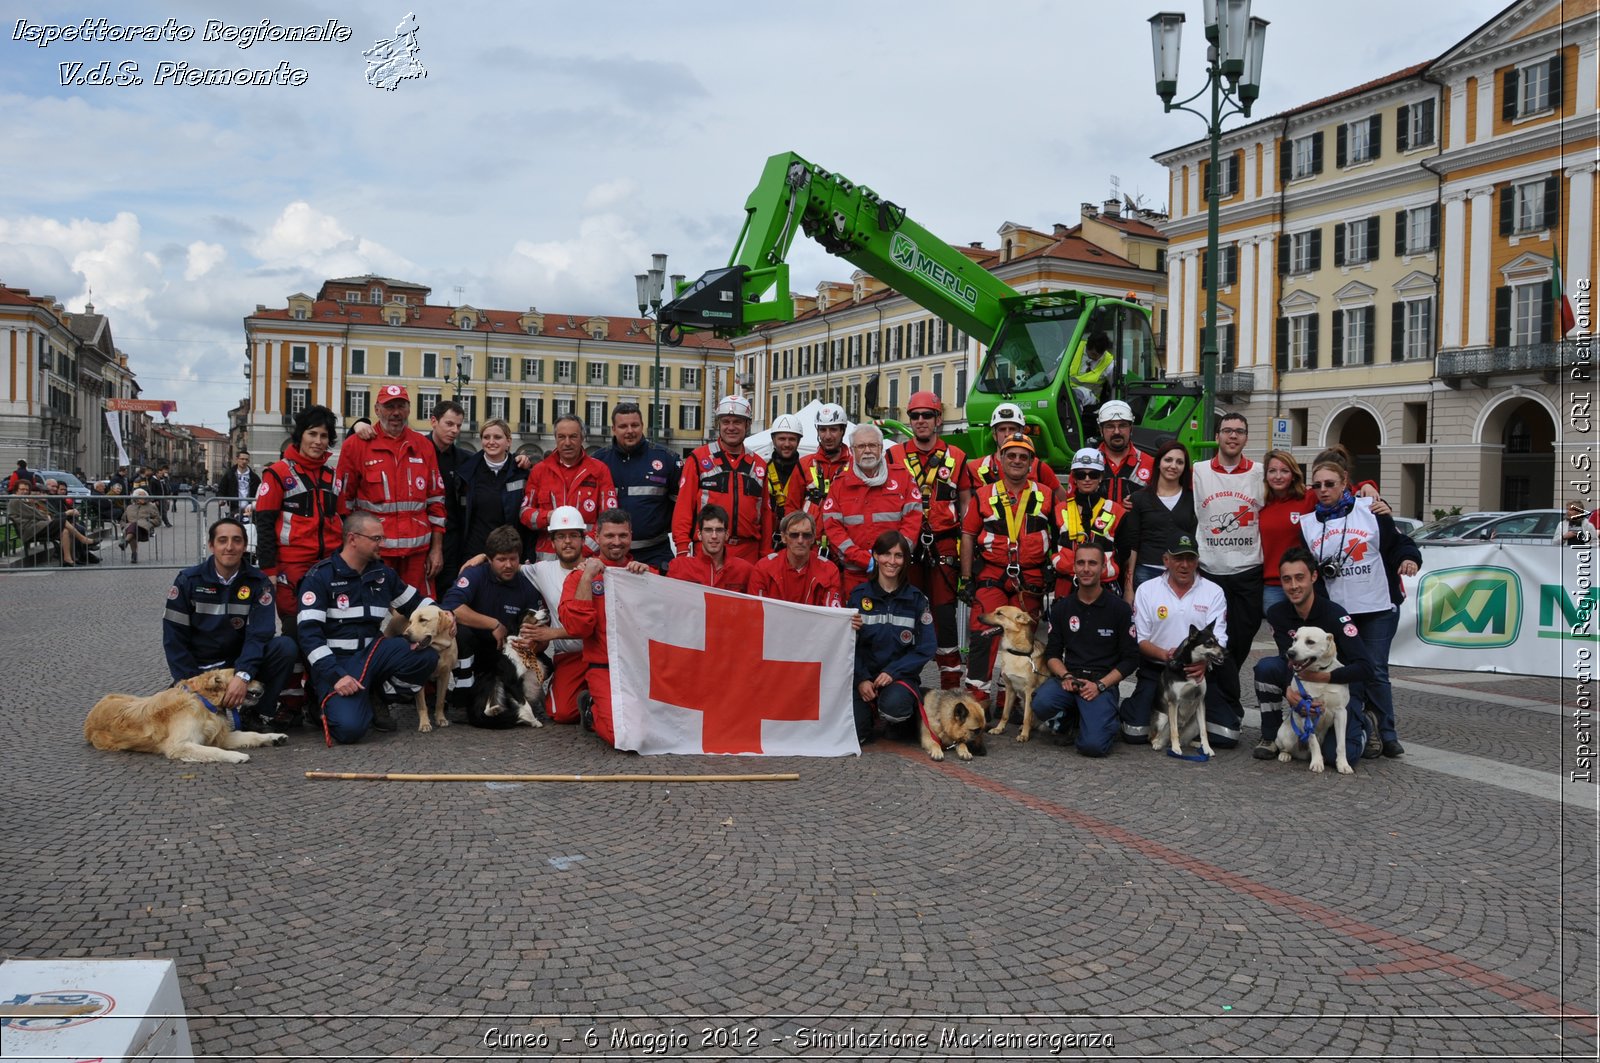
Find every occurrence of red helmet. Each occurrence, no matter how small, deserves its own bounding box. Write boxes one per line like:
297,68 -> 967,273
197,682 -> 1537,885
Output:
907,390 -> 942,415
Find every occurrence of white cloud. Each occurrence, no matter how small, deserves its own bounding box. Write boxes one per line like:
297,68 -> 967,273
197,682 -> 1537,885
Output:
183,241 -> 226,281
248,201 -> 416,280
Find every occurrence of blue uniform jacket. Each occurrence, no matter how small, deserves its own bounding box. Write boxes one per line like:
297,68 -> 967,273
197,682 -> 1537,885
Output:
848,579 -> 936,685
163,559 -> 278,682
440,564 -> 544,629
456,451 -> 528,537
296,552 -> 431,689
593,439 -> 682,551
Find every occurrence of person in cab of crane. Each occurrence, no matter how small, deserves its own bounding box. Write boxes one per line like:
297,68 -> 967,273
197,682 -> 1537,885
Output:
764,413 -> 805,550
959,434 -> 1058,708
1051,448 -> 1128,598
673,394 -> 773,566
887,390 -> 971,691
1068,330 -> 1116,413
1094,400 -> 1156,507
786,403 -> 852,560
969,403 -> 1064,503
820,424 -> 922,598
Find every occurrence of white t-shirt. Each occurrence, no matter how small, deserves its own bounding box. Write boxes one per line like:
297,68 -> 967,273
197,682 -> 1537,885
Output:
1133,574 -> 1229,652
1191,458 -> 1265,575
523,559 -> 582,657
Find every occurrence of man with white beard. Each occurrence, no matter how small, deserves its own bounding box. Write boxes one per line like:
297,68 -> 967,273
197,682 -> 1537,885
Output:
819,424 -> 922,598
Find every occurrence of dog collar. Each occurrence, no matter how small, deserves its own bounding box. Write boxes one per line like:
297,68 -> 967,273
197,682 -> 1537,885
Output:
1290,672 -> 1323,742
1002,646 -> 1033,656
188,685 -> 242,731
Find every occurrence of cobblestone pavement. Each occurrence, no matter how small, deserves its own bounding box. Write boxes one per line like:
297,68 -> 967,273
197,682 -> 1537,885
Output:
0,565 -> 1594,1061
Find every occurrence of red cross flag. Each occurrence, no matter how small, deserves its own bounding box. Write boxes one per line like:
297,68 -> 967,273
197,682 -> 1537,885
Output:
605,570 -> 858,756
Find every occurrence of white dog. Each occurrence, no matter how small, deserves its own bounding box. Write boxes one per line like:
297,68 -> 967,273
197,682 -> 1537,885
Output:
1274,626 -> 1352,775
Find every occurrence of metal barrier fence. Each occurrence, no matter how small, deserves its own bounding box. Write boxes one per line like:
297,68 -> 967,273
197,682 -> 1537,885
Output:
0,492 -> 212,572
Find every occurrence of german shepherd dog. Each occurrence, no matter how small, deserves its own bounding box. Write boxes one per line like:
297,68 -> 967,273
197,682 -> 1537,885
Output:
1151,621 -> 1226,758
479,606 -> 554,727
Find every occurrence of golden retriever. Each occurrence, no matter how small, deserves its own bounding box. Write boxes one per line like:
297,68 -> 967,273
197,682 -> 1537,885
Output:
84,668 -> 282,764
979,605 -> 1049,742
919,689 -> 988,761
401,604 -> 457,732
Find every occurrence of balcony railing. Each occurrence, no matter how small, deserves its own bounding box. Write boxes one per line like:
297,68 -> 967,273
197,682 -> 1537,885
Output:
1216,371 -> 1255,396
1437,341 -> 1581,383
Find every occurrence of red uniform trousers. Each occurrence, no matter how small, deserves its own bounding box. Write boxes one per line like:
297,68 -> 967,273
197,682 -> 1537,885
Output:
546,650 -> 587,724
966,566 -> 1046,694
269,562 -> 317,721
383,551 -> 433,600
907,547 -> 963,688
586,664 -> 615,745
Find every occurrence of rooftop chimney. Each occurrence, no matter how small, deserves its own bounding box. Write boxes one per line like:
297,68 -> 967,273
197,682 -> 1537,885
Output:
1103,198 -> 1122,218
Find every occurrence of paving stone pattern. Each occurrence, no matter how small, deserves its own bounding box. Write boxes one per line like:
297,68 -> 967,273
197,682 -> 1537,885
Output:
0,566 -> 1594,1059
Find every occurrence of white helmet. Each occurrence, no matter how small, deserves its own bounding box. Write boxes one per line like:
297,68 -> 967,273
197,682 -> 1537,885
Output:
715,394 -> 753,421
814,403 -> 847,427
547,505 -> 586,532
1070,447 -> 1107,472
1096,399 -> 1134,425
990,402 -> 1025,428
769,413 -> 803,438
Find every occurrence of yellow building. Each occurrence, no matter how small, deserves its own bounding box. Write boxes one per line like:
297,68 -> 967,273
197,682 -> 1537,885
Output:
242,275 -> 733,458
733,205 -> 1168,432
1156,0 -> 1596,515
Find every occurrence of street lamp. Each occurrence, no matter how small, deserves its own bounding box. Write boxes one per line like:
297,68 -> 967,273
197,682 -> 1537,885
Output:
451,343 -> 471,404
1150,3 -> 1268,446
635,253 -> 684,440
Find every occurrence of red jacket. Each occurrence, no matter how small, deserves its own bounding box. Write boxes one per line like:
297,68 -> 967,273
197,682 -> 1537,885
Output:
1099,444 -> 1155,506
820,466 -> 923,580
255,444 -> 342,571
520,453 -> 617,556
667,553 -> 755,593
673,442 -> 772,564
1051,493 -> 1127,592
558,556 -> 630,666
334,428 -> 445,557
785,447 -> 852,542
964,478 -> 1055,579
888,440 -> 969,553
749,551 -> 843,607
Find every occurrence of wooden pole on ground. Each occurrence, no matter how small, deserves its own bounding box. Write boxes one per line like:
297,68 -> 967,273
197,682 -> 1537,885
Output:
305,770 -> 799,783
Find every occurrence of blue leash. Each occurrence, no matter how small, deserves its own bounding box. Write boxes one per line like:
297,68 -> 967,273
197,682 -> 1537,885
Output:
1166,747 -> 1210,762
191,688 -> 242,731
1290,672 -> 1322,742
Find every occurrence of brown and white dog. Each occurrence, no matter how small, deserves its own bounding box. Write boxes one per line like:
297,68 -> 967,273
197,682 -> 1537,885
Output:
401,604 -> 458,732
1274,625 -> 1353,775
917,689 -> 988,761
84,668 -> 283,764
979,605 -> 1049,742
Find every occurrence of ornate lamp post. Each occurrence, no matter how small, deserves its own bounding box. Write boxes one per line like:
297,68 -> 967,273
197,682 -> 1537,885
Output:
450,343 -> 471,404
1150,1 -> 1268,444
636,253 -> 684,440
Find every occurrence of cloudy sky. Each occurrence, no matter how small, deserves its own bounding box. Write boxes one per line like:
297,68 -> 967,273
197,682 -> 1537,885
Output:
1,0 -> 1506,432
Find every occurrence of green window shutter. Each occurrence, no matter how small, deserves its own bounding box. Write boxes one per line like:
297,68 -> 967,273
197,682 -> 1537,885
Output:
1336,124 -> 1348,168
1542,174 -> 1560,230
1276,317 -> 1289,372
1549,54 -> 1564,109
1366,217 -> 1381,261
1364,307 -> 1376,363
1396,105 -> 1410,152
1368,115 -> 1382,161
1394,210 -> 1408,257
1499,185 -> 1515,236
1502,68 -> 1519,121
1312,131 -> 1324,174
1391,302 -> 1407,362
1331,309 -> 1344,367
1334,223 -> 1346,267
1493,286 -> 1511,347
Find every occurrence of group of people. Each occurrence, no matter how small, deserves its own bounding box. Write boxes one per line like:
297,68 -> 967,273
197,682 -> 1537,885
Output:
3,458 -> 182,567
155,385 -> 1422,764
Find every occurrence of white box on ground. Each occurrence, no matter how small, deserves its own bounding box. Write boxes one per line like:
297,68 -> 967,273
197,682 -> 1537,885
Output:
0,958 -> 193,1062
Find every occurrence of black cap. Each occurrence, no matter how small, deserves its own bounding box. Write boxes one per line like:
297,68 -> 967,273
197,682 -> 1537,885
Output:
1166,532 -> 1200,557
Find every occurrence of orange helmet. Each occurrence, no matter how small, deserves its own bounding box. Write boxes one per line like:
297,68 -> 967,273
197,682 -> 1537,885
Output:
907,390 -> 942,415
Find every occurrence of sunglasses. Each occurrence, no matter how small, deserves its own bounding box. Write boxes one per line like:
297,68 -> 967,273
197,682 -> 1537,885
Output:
1072,470 -> 1102,479
785,531 -> 815,540
907,411 -> 938,420
1310,480 -> 1343,489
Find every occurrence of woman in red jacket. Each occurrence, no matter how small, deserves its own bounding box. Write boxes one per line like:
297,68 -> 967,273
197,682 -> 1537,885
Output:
1258,449 -> 1307,614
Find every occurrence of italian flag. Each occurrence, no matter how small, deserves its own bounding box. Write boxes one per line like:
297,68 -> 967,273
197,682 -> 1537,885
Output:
1554,249 -> 1577,337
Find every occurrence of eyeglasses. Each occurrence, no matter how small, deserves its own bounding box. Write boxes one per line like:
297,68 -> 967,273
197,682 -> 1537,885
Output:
1218,427 -> 1247,436
1310,480 -> 1342,489
907,411 -> 938,420
352,532 -> 385,543
785,531 -> 816,540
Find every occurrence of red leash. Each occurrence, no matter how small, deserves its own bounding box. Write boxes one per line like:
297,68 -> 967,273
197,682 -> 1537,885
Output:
316,637 -> 391,748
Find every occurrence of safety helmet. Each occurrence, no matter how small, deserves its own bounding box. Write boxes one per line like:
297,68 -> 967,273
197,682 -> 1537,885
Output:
990,402 -> 1025,428
547,505 -> 586,532
998,434 -> 1035,455
907,390 -> 942,415
1096,399 -> 1134,425
769,413 -> 804,438
814,403 -> 848,427
1070,447 -> 1107,472
714,394 -> 753,421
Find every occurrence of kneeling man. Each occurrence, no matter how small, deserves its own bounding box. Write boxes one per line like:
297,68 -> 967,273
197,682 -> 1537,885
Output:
1032,542 -> 1139,756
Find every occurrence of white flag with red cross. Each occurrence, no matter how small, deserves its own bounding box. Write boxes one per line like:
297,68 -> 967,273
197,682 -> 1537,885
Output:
605,569 -> 859,756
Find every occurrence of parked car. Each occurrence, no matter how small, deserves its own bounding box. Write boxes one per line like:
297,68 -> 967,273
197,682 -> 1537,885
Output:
1411,512 -> 1506,541
1392,515 -> 1422,536
1442,509 -> 1566,544
31,469 -> 92,499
